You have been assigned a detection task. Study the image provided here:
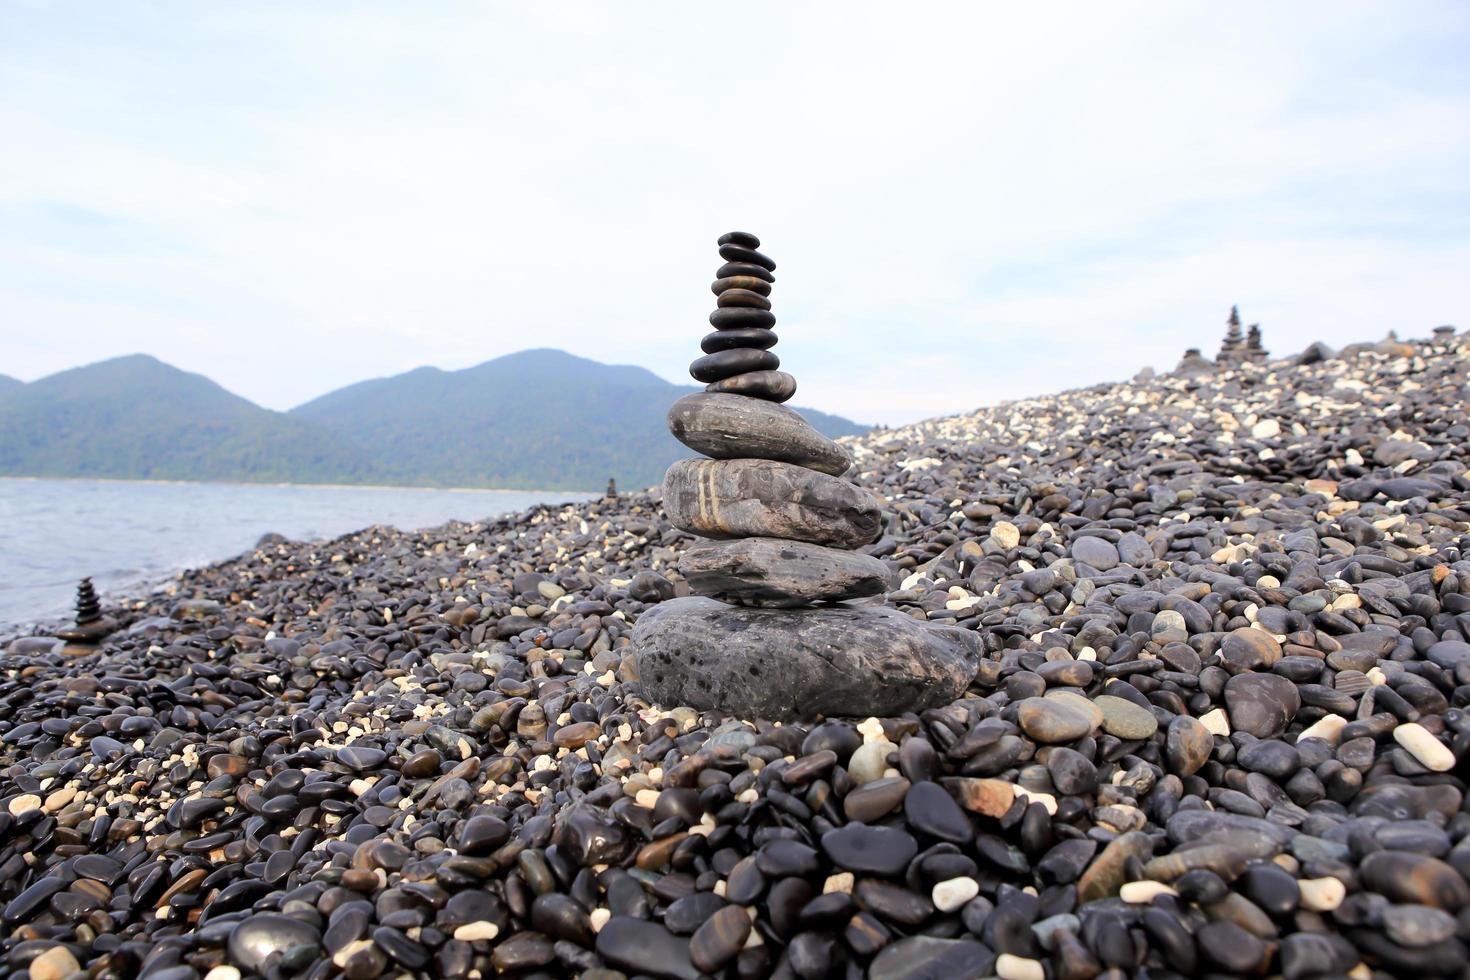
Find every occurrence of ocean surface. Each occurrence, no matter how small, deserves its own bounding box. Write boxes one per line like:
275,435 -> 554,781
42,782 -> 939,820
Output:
0,478 -> 593,632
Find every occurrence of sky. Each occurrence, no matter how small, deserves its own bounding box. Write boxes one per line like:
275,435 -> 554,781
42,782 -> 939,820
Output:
1,3 -> 1467,426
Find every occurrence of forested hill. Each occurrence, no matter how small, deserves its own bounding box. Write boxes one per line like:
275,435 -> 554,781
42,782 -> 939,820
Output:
0,350 -> 866,490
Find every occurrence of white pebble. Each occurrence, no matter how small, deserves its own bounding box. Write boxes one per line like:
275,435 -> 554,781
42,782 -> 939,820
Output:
931,876 -> 979,912
204,968 -> 242,980
1120,880 -> 1177,903
823,872 -> 854,894
453,920 -> 501,941
1199,708 -> 1231,736
1393,723 -> 1456,772
1298,876 -> 1346,912
996,953 -> 1046,980
1297,714 -> 1347,746
589,908 -> 611,932
6,794 -> 41,817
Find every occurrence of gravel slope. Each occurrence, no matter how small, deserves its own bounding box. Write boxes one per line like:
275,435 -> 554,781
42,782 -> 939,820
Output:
1,331 -> 1467,978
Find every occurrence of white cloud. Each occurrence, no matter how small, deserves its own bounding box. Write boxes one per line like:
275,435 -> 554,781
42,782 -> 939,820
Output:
0,2 -> 1466,423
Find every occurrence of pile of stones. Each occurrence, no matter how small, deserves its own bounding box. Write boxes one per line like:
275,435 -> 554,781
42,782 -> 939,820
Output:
0,327 -> 1468,980
53,577 -> 114,652
637,232 -> 979,720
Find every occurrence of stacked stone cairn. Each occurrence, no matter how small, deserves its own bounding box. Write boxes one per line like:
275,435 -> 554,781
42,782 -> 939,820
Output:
1246,322 -> 1269,363
1217,304 -> 1246,365
55,576 -> 114,649
1174,347 -> 1212,374
633,231 -> 980,720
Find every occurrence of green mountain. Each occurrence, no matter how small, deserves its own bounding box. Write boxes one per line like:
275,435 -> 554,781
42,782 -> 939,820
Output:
0,355 -> 377,483
0,350 -> 866,490
0,375 -> 20,392
291,348 -> 866,490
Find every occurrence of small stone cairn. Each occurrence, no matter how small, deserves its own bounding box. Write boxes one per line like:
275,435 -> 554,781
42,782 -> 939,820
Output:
1245,322 -> 1269,363
55,576 -> 114,648
1216,305 -> 1246,366
632,232 -> 979,721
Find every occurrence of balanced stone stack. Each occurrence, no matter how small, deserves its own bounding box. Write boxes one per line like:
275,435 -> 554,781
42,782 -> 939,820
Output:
1217,305 -> 1246,365
1246,322 -> 1269,363
55,576 -> 114,650
633,232 -> 980,720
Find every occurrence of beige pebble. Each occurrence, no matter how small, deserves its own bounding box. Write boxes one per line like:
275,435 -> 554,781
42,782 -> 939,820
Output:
932,876 -> 979,912
823,872 -> 854,894
1298,876 -> 1346,912
1298,714 -> 1347,746
1120,880 -> 1178,903
1393,723 -> 1455,772
634,788 -> 660,808
996,953 -> 1046,980
7,794 -> 41,817
1200,708 -> 1231,737
27,946 -> 80,980
43,786 -> 76,813
204,967 -> 242,980
589,908 -> 611,933
453,920 -> 501,942
990,521 -> 1021,550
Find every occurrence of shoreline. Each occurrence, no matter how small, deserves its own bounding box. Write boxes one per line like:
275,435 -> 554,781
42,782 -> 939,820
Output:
0,475 -> 602,496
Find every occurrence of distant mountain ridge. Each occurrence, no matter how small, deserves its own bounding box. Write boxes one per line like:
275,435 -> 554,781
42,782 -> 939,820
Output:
0,350 -> 866,490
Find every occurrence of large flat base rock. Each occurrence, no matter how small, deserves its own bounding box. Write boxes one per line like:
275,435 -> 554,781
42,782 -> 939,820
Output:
632,597 -> 980,721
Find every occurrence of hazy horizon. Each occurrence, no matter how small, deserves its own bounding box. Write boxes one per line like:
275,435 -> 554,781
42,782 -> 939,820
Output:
4,3 -> 1468,425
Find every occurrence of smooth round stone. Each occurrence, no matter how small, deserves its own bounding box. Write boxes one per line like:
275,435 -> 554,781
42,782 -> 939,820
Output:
1037,659 -> 1094,687
1046,747 -> 1098,795
904,780 -> 973,844
1165,715 -> 1214,776
336,745 -> 387,772
1359,851 -> 1470,909
1220,628 -> 1282,673
717,242 -> 776,271
1381,904 -> 1457,947
1070,536 -> 1119,570
821,823 -> 917,875
689,347 -> 778,383
711,274 -> 772,295
869,937 -> 996,980
700,327 -> 777,353
932,877 -> 980,913
633,597 -> 979,721
663,892 -> 728,934
1237,739 -> 1299,779
717,230 -> 760,248
1095,695 -> 1158,740
1016,697 -> 1097,743
662,457 -> 881,549
843,776 -> 909,821
594,917 -> 698,980
1197,920 -> 1268,973
1239,863 -> 1300,915
666,393 -> 851,476
1425,640 -> 1470,670
228,914 -> 321,972
705,370 -> 797,403
680,537 -> 890,608
714,262 -> 774,284
708,307 -> 777,331
715,288 -> 771,310
457,814 -> 510,854
1223,673 -> 1300,738
690,905 -> 751,974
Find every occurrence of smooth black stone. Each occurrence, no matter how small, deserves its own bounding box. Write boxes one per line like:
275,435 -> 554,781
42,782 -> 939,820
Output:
756,839 -> 820,877
336,745 -> 388,772
706,370 -> 797,403
667,394 -> 850,477
709,307 -> 777,331
1198,920 -> 1267,973
711,274 -> 772,295
530,893 -> 595,947
4,877 -> 66,924
717,231 -> 760,248
725,856 -> 765,905
681,537 -> 889,608
700,327 -> 777,354
690,905 -> 752,974
73,854 -> 122,882
228,913 -> 322,973
821,824 -> 917,876
717,243 -> 776,271
715,288 -> 772,310
372,927 -> 429,969
594,916 -> 700,980
458,814 -> 510,854
904,780 -> 974,844
715,261 -> 775,282
1239,862 -> 1300,915
663,892 -> 727,935
689,348 -> 779,384
868,936 -> 996,980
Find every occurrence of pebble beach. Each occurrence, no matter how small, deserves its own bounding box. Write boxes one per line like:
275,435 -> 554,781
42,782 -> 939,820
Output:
3,329 -> 1469,979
